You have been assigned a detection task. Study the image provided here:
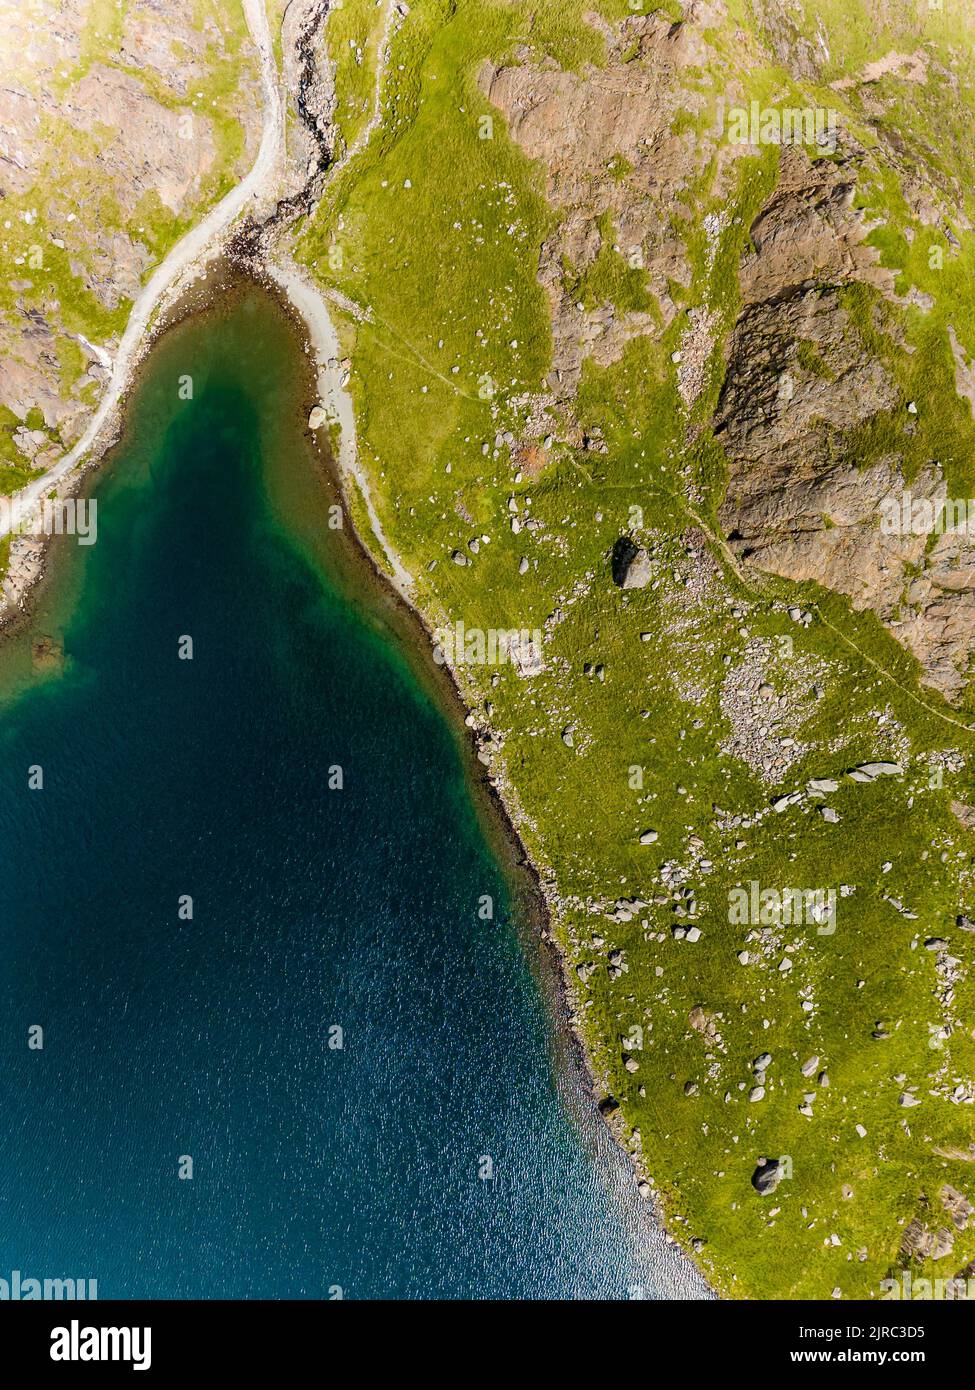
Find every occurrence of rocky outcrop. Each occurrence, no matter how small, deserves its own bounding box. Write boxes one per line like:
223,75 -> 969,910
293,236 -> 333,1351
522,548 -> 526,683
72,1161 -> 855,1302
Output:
482,5 -> 975,700
716,147 -> 975,699
480,3 -> 975,699
481,6 -> 737,403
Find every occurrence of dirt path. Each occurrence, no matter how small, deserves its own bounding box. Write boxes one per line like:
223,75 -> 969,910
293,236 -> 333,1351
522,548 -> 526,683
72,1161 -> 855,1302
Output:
266,0 -> 414,595
267,256 -> 413,595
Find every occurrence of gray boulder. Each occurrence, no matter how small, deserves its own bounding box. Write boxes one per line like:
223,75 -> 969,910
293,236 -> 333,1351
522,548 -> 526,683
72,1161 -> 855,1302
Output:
611,537 -> 652,589
751,1158 -> 781,1195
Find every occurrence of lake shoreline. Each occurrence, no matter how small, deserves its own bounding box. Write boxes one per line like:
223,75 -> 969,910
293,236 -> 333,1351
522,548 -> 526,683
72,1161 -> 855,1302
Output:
247,263 -> 712,1292
0,261 -> 711,1297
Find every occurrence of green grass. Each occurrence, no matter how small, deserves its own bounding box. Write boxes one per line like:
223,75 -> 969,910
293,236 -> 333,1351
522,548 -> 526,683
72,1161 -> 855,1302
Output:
0,461 -> 42,493
294,0 -> 975,1298
563,212 -> 659,318
327,0 -> 393,155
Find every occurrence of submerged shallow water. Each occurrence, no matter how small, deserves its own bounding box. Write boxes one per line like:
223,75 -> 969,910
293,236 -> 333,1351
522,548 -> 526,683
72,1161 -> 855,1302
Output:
0,284 -> 706,1299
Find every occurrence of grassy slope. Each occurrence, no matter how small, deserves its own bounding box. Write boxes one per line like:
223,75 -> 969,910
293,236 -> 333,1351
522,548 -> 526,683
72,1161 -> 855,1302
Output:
295,0 -> 975,1297
327,0 -> 394,155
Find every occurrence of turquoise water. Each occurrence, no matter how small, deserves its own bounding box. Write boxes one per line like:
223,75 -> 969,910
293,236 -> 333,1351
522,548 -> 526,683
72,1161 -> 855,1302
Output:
0,284 -> 704,1299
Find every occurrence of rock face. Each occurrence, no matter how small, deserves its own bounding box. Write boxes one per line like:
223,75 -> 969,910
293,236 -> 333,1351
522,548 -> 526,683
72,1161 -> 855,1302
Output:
482,6 -> 975,702
482,6 -> 736,406
0,0 -> 262,474
716,146 -> 975,699
480,1 -> 975,701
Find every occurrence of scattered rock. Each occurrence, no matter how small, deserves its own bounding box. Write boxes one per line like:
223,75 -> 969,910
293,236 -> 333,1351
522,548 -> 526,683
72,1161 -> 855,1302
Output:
901,1217 -> 955,1261
31,634 -> 64,672
941,1184 -> 973,1231
848,761 -> 903,782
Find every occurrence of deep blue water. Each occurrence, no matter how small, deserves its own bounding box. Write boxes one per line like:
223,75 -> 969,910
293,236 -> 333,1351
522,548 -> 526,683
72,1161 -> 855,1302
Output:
0,286 -> 703,1299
